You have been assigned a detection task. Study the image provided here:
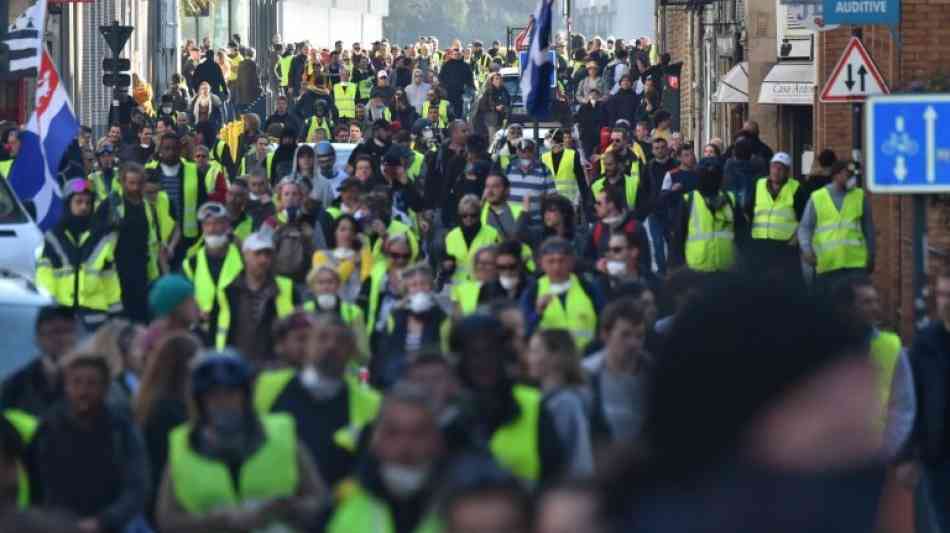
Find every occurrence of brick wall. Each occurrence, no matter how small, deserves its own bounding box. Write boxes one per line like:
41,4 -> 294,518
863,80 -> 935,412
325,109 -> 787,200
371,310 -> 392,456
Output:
815,0 -> 950,337
660,7 -> 695,140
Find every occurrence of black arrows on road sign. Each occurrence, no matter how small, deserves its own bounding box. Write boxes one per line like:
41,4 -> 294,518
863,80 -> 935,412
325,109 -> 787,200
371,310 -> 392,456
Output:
845,64 -> 855,91
857,65 -> 867,92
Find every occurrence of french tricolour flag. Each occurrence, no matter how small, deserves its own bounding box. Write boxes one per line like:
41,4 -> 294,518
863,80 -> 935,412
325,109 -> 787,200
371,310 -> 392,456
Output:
520,0 -> 555,119
9,50 -> 80,231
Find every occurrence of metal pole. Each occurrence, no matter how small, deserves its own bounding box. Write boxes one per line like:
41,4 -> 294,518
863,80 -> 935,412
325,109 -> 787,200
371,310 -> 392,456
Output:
852,26 -> 863,164
913,195 -> 929,331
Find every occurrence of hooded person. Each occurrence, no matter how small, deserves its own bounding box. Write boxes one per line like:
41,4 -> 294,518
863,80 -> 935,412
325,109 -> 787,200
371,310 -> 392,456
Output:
155,352 -> 326,532
36,179 -> 123,325
270,127 -> 299,185
672,165 -> 747,272
448,314 -> 566,484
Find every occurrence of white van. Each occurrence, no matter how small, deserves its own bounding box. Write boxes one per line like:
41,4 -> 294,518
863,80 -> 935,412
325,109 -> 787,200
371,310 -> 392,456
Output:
0,177 -> 43,278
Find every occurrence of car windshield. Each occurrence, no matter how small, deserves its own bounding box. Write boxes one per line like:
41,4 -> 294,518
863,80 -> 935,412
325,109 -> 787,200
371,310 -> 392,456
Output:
0,179 -> 28,224
0,303 -> 41,379
504,77 -> 521,100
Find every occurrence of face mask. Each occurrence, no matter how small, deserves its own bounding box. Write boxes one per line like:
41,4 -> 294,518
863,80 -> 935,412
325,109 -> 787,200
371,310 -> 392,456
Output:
380,462 -> 432,499
519,158 -> 533,169
300,364 -> 345,399
607,260 -> 627,276
548,280 -> 572,295
162,106 -> 173,114
204,233 -> 228,249
249,192 -> 262,201
332,247 -> 356,261
602,215 -> 622,225
316,293 -> 337,310
408,292 -> 435,314
499,275 -> 519,291
422,129 -> 434,140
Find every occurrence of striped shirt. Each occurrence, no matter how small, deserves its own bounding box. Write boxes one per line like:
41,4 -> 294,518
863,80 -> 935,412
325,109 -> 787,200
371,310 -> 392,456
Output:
505,159 -> 555,220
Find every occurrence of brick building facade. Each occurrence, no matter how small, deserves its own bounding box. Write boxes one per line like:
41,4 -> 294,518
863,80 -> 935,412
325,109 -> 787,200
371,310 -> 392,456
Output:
815,0 -> 950,337
658,7 -> 697,140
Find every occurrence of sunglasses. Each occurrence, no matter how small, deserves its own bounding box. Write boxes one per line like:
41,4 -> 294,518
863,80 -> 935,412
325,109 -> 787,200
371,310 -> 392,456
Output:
389,251 -> 411,260
609,246 -> 626,254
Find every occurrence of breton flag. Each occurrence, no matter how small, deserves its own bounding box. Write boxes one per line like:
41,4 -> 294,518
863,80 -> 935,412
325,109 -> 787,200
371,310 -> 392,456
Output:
9,50 -> 80,231
519,0 -> 554,119
3,0 -> 47,77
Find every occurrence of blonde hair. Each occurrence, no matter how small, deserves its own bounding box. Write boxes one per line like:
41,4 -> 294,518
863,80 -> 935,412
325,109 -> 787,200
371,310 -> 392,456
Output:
68,318 -> 133,378
458,193 -> 482,214
306,261 -> 341,291
134,333 -> 202,424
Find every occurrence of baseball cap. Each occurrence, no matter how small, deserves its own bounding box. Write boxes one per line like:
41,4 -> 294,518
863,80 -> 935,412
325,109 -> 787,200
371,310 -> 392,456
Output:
770,152 -> 792,168
197,202 -> 228,222
242,231 -> 275,253
382,147 -> 405,166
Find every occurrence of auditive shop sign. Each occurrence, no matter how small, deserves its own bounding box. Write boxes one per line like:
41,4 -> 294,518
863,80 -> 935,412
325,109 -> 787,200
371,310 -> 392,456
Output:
823,0 -> 899,25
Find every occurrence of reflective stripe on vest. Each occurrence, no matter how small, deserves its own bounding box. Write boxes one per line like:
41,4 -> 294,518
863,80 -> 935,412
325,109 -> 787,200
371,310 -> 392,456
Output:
408,151 -> 424,180
306,116 -> 332,141
542,149 -> 579,204
280,55 -> 294,86
685,191 -> 736,272
145,159 -> 201,238
444,224 -> 500,282
327,484 -> 442,533
591,175 -> 639,209
871,330 -> 901,430
185,244 -> 243,313
422,100 -> 449,125
169,414 -> 298,516
811,187 -> 868,274
489,385 -> 542,482
366,262 -> 388,334
37,231 -> 121,312
751,178 -> 800,241
536,274 -> 597,350
334,83 -> 358,119
452,280 -> 482,315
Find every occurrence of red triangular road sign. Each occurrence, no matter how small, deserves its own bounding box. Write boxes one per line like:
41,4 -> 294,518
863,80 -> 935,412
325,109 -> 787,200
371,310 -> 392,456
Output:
820,37 -> 889,103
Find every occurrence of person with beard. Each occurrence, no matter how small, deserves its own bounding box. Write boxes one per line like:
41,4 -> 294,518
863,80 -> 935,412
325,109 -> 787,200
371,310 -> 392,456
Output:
347,119 -> 394,182
27,352 -> 149,533
119,124 -> 155,165
326,382 -> 446,533
37,180 -> 122,324
95,163 -> 160,323
255,313 -> 380,489
671,164 -> 746,272
591,149 -> 648,217
239,135 -> 275,180
246,172 -> 277,226
265,95 -> 302,136
225,179 -> 254,241
602,274 -> 884,533
301,100 -> 334,143
372,264 -> 451,390
156,352 -> 326,532
270,127 -> 299,184
448,314 -> 566,484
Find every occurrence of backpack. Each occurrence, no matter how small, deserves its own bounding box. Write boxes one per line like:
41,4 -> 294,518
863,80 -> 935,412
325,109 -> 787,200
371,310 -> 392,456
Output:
272,220 -> 314,281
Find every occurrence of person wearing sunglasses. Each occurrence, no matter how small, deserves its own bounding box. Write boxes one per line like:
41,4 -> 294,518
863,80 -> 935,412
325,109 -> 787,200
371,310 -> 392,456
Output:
358,233 -> 413,338
156,352 -> 326,532
443,194 -> 501,284
37,178 -> 123,325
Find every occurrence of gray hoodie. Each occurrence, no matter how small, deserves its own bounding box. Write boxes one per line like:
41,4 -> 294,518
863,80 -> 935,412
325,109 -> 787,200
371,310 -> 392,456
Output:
287,144 -> 335,209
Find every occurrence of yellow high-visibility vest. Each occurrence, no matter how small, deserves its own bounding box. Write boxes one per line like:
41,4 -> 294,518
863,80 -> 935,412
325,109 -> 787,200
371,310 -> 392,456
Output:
685,190 -> 736,272
751,178 -> 800,241
334,83 -> 358,119
811,187 -> 868,274
542,149 -> 580,204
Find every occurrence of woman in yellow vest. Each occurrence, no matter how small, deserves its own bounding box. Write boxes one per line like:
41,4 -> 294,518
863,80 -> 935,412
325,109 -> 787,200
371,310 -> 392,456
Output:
443,195 -> 501,283
155,353 -> 327,532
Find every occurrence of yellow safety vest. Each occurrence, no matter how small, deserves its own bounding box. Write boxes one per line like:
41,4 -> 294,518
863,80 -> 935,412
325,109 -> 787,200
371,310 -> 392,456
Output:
364,262 -> 389,334
169,414 -> 298,517
751,178 -> 800,241
536,275 -> 597,350
591,175 -> 639,209
334,83 -> 358,119
870,330 -> 901,429
233,214 -> 253,241
421,100 -> 449,126
254,372 -> 380,453
444,224 -> 501,282
89,170 -> 119,205
408,151 -> 425,181
4,409 -> 37,509
305,116 -> 332,142
0,159 -> 12,178
358,77 -> 375,101
685,191 -> 736,272
328,484 -> 442,533
151,191 -> 176,245
36,230 -> 122,313
240,152 -> 274,179
370,220 -> 420,267
279,55 -> 294,87
214,276 -> 295,349
811,187 -> 868,274
451,280 -> 482,315
144,159 -> 202,238
542,149 -> 580,204
599,151 -> 643,180
480,201 -> 523,228
109,195 -> 161,281
489,385 -> 542,482
183,243 -> 244,313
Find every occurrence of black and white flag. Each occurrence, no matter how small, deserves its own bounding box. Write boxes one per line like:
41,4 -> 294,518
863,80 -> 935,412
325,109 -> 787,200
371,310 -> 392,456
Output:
3,0 -> 47,77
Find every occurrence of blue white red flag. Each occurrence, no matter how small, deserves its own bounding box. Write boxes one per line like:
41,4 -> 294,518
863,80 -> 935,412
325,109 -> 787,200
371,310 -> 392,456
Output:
9,50 -> 80,231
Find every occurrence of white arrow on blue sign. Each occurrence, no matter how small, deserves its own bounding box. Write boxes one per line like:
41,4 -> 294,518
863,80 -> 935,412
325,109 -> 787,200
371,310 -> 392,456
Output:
865,94 -> 950,193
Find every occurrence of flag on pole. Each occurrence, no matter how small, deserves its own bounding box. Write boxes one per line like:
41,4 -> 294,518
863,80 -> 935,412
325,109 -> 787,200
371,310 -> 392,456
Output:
9,50 -> 80,231
3,0 -> 47,77
514,18 -> 533,52
520,0 -> 555,120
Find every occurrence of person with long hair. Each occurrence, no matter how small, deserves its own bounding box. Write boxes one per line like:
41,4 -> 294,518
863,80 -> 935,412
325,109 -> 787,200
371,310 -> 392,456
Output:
312,214 -> 372,301
132,333 -> 202,513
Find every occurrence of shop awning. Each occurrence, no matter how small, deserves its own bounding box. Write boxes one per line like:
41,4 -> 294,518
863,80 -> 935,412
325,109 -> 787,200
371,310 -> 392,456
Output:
758,62 -> 815,105
712,61 -> 748,104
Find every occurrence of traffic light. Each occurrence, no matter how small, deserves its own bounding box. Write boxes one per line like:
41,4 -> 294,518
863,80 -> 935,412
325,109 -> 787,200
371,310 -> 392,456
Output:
99,21 -> 134,90
102,57 -> 131,72
102,73 -> 131,87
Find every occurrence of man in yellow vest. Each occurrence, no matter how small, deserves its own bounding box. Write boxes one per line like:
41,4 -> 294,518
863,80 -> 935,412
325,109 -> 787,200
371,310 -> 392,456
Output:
88,145 -> 119,205
277,46 -> 295,96
451,245 -> 502,315
449,315 -> 566,484
746,152 -> 807,279
214,231 -> 302,359
239,135 -> 274,178
326,382 -> 445,533
333,69 -> 358,120
541,130 -> 589,207
675,165 -> 744,272
421,89 -> 451,129
591,150 -> 645,214
147,133 -> 207,264
225,179 -> 254,242
481,173 -> 523,240
255,313 -> 380,489
444,195 -> 501,282
522,237 -> 605,352
358,234 -> 413,338
37,179 -> 123,325
798,159 -> 875,290
155,352 -> 326,532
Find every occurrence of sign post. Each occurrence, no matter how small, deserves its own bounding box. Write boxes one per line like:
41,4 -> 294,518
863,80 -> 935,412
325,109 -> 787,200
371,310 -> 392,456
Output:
866,94 -> 950,329
99,21 -> 134,126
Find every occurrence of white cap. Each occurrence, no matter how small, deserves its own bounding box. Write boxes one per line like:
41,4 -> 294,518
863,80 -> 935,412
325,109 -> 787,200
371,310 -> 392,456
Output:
771,152 -> 792,167
377,69 -> 389,79
197,202 -> 228,222
242,231 -> 274,252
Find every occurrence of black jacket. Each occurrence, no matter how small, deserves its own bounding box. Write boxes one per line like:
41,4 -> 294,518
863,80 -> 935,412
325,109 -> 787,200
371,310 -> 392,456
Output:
575,102 -> 609,157
909,321 -> 950,464
438,59 -> 475,100
606,88 -> 641,127
193,51 -> 228,99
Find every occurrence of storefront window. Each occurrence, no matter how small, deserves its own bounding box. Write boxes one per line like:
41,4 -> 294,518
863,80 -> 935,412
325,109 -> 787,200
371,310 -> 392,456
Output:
180,0 -> 248,49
